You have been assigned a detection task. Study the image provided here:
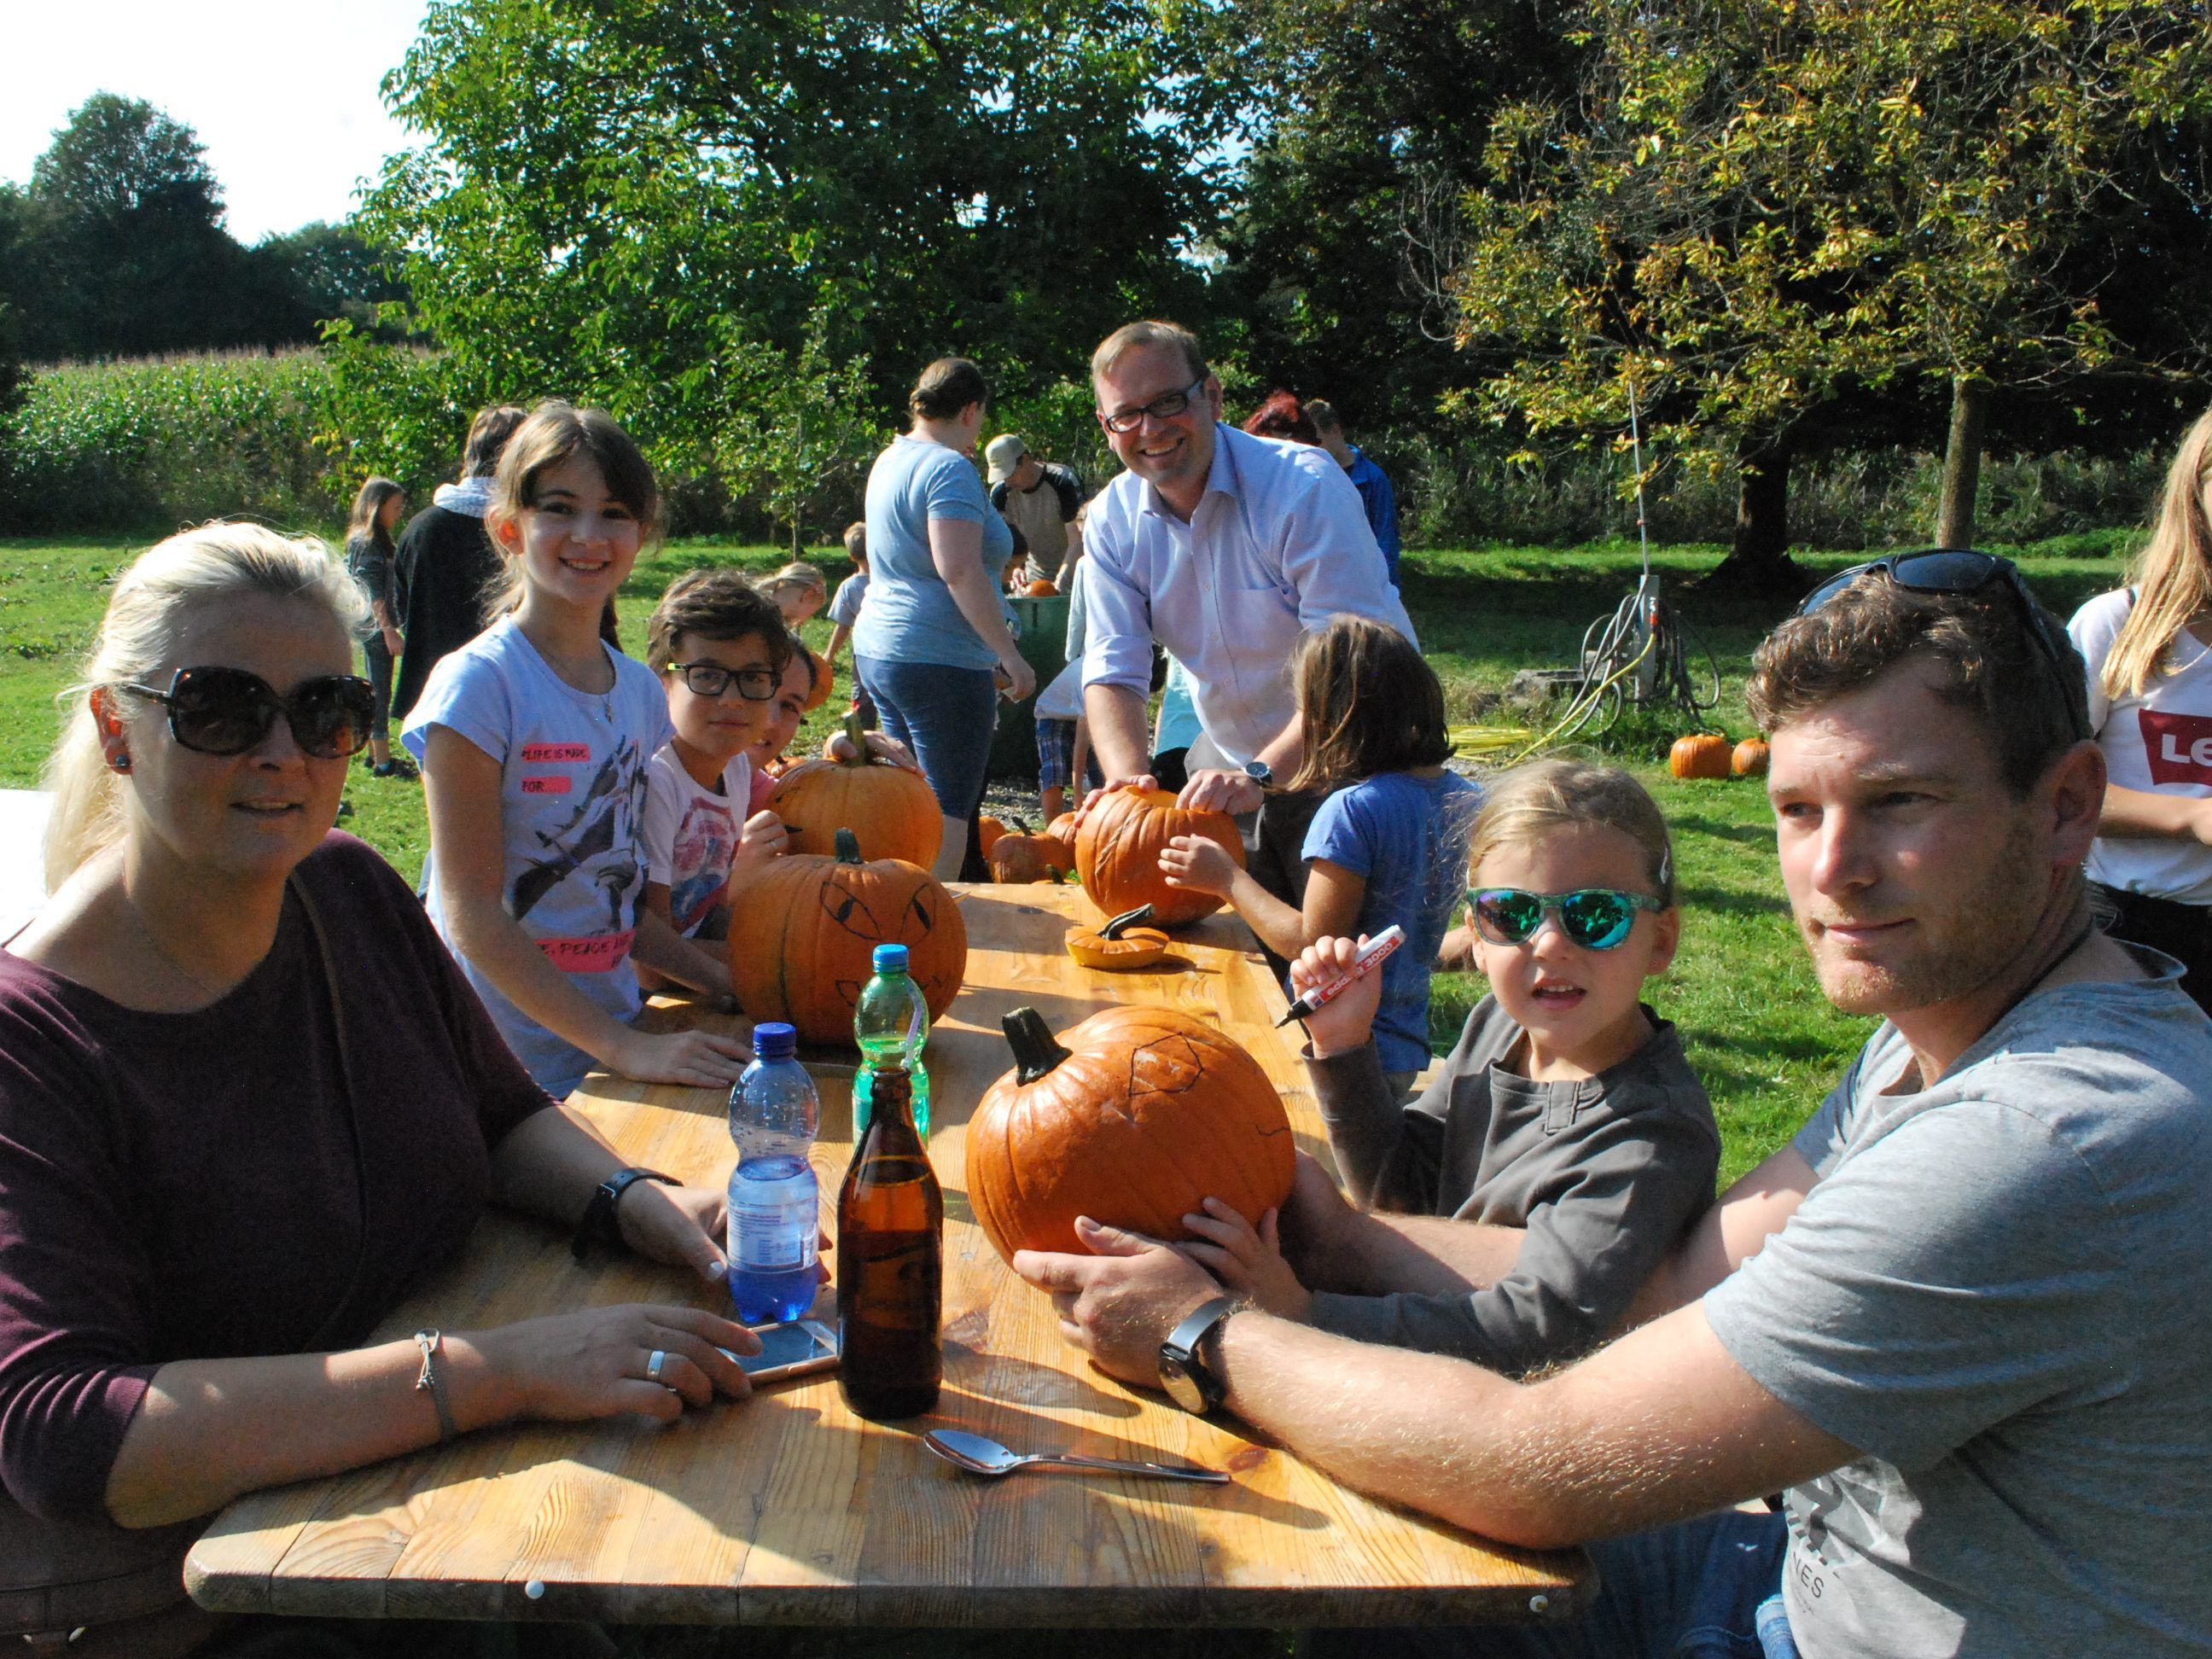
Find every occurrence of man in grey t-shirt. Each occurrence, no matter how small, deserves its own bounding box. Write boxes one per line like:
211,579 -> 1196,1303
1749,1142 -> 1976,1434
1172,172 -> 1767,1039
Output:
1018,554 -> 2212,1655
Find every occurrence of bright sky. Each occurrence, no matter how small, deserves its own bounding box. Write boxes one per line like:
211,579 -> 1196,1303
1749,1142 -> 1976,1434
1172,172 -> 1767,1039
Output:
3,0 -> 434,243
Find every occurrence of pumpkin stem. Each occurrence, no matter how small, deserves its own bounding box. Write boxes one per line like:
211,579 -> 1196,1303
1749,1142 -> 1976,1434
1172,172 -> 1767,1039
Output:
841,706 -> 867,766
1003,1007 -> 1073,1085
1101,905 -> 1154,939
834,826 -> 863,864
1012,818 -> 1031,834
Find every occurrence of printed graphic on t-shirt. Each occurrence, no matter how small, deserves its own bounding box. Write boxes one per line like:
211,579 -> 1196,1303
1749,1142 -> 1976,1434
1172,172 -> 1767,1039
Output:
537,931 -> 638,972
511,734 -> 650,933
2140,710 -> 2212,786
669,795 -> 740,934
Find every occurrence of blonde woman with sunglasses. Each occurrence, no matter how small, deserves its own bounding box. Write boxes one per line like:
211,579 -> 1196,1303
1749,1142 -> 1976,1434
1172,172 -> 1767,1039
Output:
0,524 -> 759,1656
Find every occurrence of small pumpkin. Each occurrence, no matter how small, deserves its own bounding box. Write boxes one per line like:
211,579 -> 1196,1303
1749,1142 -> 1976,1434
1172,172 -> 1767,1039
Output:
987,819 -> 1069,884
968,1005 -> 1295,1262
1074,787 -> 1243,927
977,817 -> 1010,856
1731,737 -> 1771,778
1023,578 -> 1058,597
1043,812 -> 1080,868
728,828 -> 967,1043
1668,733 -> 1732,781
767,708 -> 943,866
1065,905 -> 1170,971
800,643 -> 835,712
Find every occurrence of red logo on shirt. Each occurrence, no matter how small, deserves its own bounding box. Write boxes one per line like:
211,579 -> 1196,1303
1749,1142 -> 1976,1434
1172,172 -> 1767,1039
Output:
520,776 -> 572,795
2140,711 -> 2212,785
521,742 -> 591,763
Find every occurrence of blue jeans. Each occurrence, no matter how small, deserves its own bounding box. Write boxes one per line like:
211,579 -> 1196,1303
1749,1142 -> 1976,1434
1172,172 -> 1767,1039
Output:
1310,1511 -> 1790,1659
854,655 -> 998,819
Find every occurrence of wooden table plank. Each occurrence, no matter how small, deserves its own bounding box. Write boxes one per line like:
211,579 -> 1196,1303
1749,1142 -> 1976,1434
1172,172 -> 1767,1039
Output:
188,884 -> 1588,1628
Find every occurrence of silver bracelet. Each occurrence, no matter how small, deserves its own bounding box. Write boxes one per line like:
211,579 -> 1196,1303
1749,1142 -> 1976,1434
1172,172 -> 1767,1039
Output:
413,1328 -> 457,1442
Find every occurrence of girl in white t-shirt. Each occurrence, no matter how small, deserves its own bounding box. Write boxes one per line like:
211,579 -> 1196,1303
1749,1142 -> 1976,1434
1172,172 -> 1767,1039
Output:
2067,406 -> 2212,1012
404,403 -> 751,1097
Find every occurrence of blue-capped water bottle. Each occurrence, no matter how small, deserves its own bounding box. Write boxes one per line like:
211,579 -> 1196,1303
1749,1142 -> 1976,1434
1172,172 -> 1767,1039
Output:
726,1021 -> 820,1324
853,943 -> 931,1142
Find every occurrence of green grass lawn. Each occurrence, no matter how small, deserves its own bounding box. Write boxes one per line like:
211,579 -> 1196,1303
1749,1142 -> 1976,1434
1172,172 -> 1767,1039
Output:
0,532 -> 2133,1184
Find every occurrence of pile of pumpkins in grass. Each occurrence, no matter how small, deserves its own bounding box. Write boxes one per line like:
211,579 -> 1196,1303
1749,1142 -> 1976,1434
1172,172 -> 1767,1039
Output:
1668,732 -> 1770,780
740,742 -> 1295,1266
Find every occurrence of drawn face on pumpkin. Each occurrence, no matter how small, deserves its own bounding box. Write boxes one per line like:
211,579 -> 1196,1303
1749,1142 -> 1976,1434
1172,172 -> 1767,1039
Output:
815,859 -> 958,1007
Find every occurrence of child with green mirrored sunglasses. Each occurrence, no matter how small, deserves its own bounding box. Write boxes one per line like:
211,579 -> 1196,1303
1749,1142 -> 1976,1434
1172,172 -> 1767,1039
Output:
1178,759 -> 1720,1379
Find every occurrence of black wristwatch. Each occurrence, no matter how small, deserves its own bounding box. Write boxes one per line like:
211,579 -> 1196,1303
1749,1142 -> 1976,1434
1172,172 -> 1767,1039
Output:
572,1166 -> 677,1261
1243,759 -> 1274,789
1158,1296 -> 1240,1415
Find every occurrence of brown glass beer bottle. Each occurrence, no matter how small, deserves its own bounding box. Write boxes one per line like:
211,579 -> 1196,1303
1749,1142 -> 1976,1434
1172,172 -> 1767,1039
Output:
835,1062 -> 942,1418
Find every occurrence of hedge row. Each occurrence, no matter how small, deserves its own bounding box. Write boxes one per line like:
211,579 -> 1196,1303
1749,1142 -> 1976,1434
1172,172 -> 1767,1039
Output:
0,348 -> 2162,550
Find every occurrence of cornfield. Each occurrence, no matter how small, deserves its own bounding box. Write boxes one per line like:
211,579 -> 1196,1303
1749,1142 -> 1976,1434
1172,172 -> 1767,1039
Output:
0,350 -> 346,533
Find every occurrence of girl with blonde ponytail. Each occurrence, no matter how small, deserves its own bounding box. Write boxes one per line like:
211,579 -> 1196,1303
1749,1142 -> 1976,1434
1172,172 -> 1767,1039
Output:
3,523 -> 760,1651
2066,407 -> 2212,1011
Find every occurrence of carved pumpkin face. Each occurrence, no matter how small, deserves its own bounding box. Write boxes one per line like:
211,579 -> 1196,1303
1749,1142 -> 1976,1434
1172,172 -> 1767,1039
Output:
967,1005 -> 1295,1261
728,830 -> 967,1042
1073,788 -> 1243,926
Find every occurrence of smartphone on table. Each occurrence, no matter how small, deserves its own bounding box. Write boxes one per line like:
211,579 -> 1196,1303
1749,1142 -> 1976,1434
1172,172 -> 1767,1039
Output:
721,1318 -> 839,1384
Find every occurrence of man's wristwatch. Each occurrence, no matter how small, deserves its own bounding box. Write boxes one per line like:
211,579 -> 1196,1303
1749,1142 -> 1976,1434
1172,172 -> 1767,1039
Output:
1243,759 -> 1273,789
1158,1295 -> 1241,1415
572,1167 -> 677,1261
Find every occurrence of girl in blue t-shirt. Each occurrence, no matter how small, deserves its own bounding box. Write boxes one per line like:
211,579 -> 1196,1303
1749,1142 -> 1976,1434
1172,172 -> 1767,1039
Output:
404,402 -> 750,1098
1161,614 -> 1480,1092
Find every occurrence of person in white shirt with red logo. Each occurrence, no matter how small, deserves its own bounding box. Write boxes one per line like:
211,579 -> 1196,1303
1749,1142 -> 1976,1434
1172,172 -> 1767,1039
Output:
2068,406 -> 2212,1014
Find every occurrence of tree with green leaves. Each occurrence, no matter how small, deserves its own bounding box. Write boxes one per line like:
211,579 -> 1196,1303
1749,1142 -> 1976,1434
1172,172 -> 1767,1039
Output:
11,94 -> 259,362
329,0 -> 1237,515
1445,0 -> 2212,590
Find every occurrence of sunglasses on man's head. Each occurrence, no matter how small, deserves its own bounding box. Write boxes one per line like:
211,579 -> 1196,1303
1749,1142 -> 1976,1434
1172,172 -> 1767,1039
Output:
121,667 -> 376,760
1468,887 -> 1664,952
1793,549 -> 2089,740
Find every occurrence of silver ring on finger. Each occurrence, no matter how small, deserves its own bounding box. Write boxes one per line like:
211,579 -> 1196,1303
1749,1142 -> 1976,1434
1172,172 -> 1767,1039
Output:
646,1348 -> 669,1383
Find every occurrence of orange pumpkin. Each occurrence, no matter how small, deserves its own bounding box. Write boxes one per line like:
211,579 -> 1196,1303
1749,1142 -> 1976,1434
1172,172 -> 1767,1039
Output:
728,828 -> 967,1043
977,817 -> 1010,856
1731,737 -> 1771,778
767,708 -> 943,866
1043,812 -> 1080,870
987,820 -> 1069,883
800,643 -> 835,712
1023,579 -> 1058,597
1668,733 -> 1732,780
1073,787 -> 1243,927
968,1006 -> 1295,1262
1065,905 -> 1170,970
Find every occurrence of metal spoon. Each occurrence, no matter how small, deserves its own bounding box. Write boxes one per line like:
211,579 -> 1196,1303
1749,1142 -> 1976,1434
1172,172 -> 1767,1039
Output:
923,1428 -> 1229,1484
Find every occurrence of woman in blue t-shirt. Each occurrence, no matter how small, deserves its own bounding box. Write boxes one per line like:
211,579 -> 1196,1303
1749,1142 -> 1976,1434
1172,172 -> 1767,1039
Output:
1160,614 -> 1481,1095
853,358 -> 1035,879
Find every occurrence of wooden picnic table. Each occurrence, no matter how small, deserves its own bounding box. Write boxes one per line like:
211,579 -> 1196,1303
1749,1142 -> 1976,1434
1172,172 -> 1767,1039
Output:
186,882 -> 1590,1629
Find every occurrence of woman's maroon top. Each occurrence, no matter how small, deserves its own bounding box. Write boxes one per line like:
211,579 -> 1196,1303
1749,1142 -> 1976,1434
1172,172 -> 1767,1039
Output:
0,833 -> 552,1520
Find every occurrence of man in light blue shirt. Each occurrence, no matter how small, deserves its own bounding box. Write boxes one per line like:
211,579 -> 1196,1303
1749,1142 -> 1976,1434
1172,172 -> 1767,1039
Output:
1080,321 -> 1415,885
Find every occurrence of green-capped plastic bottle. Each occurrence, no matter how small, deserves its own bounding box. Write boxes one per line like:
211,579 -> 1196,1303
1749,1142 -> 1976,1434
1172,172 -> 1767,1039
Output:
853,942 -> 931,1141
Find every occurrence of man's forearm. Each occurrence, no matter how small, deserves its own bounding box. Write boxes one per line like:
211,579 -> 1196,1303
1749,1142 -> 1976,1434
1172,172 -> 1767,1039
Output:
1254,708 -> 1304,776
1085,682 -> 1153,779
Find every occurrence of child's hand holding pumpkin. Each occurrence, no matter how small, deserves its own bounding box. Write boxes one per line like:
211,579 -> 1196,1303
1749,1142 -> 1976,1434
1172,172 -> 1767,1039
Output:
1178,1197 -> 1312,1323
1158,833 -> 1239,898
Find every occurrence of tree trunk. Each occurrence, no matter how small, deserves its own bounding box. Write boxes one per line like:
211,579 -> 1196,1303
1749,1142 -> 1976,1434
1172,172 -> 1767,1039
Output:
1935,375 -> 1990,548
1696,432 -> 1805,598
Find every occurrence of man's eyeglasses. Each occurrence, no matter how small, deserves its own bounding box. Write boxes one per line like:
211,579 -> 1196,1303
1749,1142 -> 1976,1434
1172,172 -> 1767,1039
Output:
1097,379 -> 1207,435
120,667 -> 376,760
1792,550 -> 2088,739
666,661 -> 780,701
1468,888 -> 1664,952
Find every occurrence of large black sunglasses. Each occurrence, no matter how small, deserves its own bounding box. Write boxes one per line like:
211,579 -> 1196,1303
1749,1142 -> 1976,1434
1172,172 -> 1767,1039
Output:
1794,550 -> 2089,740
121,667 -> 377,760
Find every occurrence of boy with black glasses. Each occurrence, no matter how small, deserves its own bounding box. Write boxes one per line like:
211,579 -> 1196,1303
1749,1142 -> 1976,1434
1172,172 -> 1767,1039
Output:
637,569 -> 796,996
